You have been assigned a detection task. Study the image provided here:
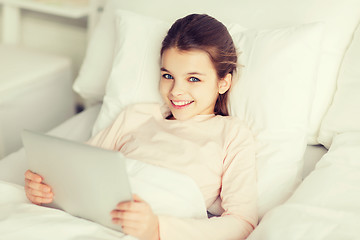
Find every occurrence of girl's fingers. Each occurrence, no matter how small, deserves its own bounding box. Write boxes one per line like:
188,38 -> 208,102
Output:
111,209 -> 141,221
25,186 -> 53,198
25,170 -> 42,182
116,200 -> 147,212
24,170 -> 53,205
111,195 -> 159,239
132,194 -> 143,202
115,194 -> 144,209
25,191 -> 53,205
112,216 -> 139,227
25,179 -> 52,193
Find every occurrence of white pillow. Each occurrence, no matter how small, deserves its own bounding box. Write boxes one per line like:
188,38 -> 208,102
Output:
92,10 -> 167,134
126,158 -> 207,219
228,23 -> 324,216
247,131 -> 360,240
318,24 -> 360,149
92,10 -> 324,218
72,0 -> 121,101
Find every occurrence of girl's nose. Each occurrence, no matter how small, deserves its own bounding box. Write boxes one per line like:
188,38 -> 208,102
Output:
170,80 -> 185,96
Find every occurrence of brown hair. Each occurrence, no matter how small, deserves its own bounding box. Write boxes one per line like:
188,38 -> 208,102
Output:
161,14 -> 238,116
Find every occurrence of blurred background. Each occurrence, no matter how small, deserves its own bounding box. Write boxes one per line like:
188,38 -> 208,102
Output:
0,0 -> 106,157
0,0 -> 89,76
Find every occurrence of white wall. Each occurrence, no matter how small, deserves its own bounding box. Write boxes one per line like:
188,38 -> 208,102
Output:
24,10 -> 87,75
0,6 -> 2,41
0,8 -> 89,106
0,8 -> 88,79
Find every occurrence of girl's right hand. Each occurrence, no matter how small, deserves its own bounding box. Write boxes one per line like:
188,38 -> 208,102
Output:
24,170 -> 54,205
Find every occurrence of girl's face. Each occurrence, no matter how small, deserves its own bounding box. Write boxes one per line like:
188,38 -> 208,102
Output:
160,47 -> 231,120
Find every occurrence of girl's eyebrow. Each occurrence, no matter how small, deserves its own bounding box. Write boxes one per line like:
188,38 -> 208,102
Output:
160,67 -> 206,76
187,72 -> 206,76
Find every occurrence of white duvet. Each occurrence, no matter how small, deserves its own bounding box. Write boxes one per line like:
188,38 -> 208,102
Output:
248,132 -> 360,240
0,180 -> 130,240
0,158 -> 207,240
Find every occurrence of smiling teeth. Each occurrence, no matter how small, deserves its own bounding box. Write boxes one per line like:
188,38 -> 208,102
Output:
172,100 -> 193,106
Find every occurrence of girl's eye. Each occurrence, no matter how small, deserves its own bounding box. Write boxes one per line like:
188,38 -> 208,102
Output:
162,74 -> 173,79
189,77 -> 200,82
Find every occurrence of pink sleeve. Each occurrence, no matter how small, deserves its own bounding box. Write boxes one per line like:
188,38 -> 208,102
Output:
158,122 -> 258,239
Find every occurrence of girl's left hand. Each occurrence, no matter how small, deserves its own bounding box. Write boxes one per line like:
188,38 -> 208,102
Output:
111,194 -> 160,240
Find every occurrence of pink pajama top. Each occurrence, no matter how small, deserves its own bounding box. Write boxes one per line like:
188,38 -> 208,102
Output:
87,103 -> 258,239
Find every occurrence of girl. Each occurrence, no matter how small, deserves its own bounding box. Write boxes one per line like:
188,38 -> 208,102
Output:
24,14 -> 258,240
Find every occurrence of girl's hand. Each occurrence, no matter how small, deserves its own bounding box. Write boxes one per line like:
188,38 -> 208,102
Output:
111,194 -> 160,240
24,170 -> 54,205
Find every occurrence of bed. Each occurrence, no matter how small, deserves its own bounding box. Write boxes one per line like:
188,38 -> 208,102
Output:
1,0 -> 360,239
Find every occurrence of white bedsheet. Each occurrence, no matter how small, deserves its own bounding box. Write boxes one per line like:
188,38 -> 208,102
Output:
0,163 -> 207,239
248,132 -> 360,240
0,180 -> 129,240
0,161 -> 207,239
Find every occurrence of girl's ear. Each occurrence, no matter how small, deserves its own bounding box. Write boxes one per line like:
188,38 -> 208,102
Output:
218,73 -> 232,94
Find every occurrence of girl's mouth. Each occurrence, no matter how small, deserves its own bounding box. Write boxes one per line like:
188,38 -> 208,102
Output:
171,100 -> 194,109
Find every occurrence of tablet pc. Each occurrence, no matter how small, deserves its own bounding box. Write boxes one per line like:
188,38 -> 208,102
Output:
22,130 -> 132,231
